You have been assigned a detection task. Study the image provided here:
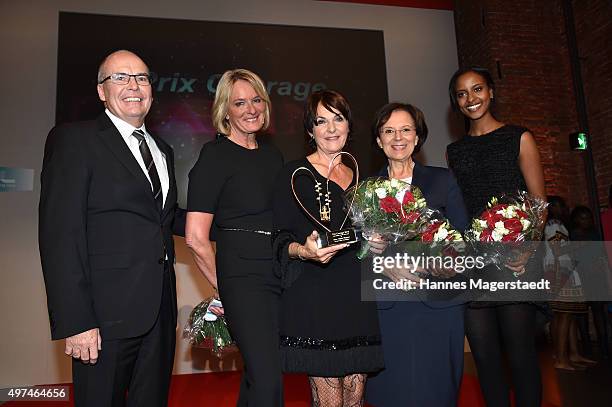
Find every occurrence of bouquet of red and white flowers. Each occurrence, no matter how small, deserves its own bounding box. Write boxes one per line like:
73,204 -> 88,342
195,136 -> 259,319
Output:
420,218 -> 465,256
345,177 -> 428,258
464,191 -> 548,269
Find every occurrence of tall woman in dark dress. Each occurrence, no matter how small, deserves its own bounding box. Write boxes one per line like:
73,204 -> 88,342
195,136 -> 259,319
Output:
186,69 -> 284,406
366,103 -> 469,407
272,90 -> 384,406
446,67 -> 546,407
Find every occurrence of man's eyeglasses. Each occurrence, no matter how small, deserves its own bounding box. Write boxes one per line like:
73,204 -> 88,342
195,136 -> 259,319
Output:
98,73 -> 152,86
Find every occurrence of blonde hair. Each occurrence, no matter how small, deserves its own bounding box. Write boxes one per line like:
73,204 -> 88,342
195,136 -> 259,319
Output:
212,69 -> 271,135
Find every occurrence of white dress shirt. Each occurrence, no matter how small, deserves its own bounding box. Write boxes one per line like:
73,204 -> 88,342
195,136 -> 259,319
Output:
105,109 -> 169,207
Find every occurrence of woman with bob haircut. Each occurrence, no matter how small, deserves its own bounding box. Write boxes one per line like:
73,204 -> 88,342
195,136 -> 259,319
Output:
446,66 -> 546,407
186,69 -> 285,406
365,102 -> 469,407
272,90 -> 383,406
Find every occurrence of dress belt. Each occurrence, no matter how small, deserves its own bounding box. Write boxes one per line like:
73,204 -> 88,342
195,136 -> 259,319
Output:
218,227 -> 272,236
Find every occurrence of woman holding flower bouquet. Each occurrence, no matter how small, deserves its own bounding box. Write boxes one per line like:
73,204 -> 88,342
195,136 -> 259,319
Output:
365,102 -> 469,407
186,69 -> 284,406
272,90 -> 383,406
446,67 -> 546,407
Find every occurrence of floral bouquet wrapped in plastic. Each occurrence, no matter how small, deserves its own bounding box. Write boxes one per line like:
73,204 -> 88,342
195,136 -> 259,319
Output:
183,297 -> 237,358
419,216 -> 465,257
464,191 -> 548,270
345,177 -> 428,259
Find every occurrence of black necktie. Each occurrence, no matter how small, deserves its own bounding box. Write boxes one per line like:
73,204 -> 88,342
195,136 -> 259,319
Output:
132,129 -> 163,213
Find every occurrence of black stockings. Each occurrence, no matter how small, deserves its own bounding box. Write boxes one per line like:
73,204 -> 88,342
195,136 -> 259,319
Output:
465,304 -> 542,407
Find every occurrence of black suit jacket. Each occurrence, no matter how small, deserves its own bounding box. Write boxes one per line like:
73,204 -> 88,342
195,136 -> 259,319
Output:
39,113 -> 183,341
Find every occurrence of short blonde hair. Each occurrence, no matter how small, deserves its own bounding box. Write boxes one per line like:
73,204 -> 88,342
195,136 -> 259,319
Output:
212,69 -> 271,135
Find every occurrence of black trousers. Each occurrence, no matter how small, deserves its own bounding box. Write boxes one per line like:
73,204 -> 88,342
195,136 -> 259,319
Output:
465,303 -> 542,407
219,269 -> 283,407
72,268 -> 176,407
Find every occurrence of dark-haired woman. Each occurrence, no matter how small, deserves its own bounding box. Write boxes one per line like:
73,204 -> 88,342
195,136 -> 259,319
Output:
365,103 -> 469,407
446,67 -> 546,407
570,206 -> 611,361
272,90 -> 383,406
545,196 -> 590,370
545,196 -> 596,370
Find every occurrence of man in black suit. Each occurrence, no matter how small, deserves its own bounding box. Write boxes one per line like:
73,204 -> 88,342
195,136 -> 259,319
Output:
39,50 -> 184,406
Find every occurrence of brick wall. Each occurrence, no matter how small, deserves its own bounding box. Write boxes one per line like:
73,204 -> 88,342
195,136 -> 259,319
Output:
453,0 -> 593,209
573,0 -> 612,208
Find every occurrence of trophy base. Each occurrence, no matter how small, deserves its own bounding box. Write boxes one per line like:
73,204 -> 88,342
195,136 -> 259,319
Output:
316,228 -> 361,248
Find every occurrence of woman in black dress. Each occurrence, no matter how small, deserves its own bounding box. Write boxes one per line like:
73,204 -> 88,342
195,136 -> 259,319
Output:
446,67 -> 546,407
186,69 -> 284,406
272,90 -> 383,406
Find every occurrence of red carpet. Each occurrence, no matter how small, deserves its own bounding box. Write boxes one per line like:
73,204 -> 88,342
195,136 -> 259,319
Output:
5,372 -> 559,407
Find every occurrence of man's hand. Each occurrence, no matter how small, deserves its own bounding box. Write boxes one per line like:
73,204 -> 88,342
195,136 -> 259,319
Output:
65,328 -> 101,364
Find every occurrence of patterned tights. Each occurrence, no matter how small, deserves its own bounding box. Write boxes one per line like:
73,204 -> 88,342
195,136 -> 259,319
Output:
308,374 -> 366,407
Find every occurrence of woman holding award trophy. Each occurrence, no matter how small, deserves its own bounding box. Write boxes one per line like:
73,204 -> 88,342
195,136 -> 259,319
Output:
365,102 -> 469,407
186,69 -> 284,406
272,90 -> 383,406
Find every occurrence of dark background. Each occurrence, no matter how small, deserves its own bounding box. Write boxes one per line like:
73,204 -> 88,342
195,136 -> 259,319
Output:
56,12 -> 389,205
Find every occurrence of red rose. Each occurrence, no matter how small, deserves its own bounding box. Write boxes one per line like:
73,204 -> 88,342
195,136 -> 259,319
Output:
503,218 -> 523,233
403,191 -> 415,204
502,231 -> 520,242
483,209 -> 504,228
380,196 -> 401,213
515,209 -> 528,219
421,222 -> 441,242
480,228 -> 494,242
422,230 -> 435,242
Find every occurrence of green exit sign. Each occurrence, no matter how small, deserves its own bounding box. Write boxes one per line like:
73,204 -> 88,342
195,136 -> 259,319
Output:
569,132 -> 588,150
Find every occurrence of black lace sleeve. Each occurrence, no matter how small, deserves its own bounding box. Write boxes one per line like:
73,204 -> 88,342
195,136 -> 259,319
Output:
272,161 -> 311,289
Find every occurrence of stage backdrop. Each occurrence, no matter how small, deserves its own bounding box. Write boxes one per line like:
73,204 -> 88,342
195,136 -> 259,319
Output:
1,0 -> 459,386
56,12 -> 389,205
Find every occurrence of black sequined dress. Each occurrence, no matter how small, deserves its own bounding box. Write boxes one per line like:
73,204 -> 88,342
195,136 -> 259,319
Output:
271,158 -> 384,377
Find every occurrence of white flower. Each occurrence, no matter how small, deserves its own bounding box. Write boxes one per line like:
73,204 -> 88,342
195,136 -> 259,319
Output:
394,188 -> 407,204
390,178 -> 399,188
492,220 -> 510,241
375,187 -> 387,199
365,190 -> 373,198
497,205 -> 518,218
520,218 -> 531,230
433,227 -> 449,242
477,219 -> 488,229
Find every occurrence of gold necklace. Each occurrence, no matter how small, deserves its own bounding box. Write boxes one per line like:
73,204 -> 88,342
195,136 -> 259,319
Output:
315,180 -> 332,222
310,160 -> 334,223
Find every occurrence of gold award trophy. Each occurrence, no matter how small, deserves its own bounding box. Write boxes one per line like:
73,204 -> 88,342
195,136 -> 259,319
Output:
291,152 -> 360,248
